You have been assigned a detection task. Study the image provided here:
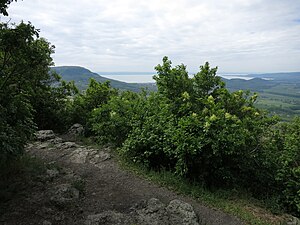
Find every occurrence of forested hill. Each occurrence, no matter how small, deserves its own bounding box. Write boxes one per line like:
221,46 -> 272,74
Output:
52,66 -> 300,93
52,66 -> 300,120
223,73 -> 300,120
223,72 -> 300,92
51,66 -> 156,92
247,72 -> 300,83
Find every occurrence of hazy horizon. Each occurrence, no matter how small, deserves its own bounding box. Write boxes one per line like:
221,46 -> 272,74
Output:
98,72 -> 259,83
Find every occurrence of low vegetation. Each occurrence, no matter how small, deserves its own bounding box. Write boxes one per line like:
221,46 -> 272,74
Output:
1,1 -> 299,223
75,57 -> 299,218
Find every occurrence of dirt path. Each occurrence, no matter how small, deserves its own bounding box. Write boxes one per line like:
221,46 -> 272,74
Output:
0,130 -> 243,225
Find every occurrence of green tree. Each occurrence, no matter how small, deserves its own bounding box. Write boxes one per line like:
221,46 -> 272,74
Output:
0,21 -> 75,160
273,118 -> 300,215
122,57 -> 277,191
153,56 -> 192,116
68,78 -> 117,133
91,90 -> 144,146
192,62 -> 225,100
0,0 -> 17,16
121,92 -> 176,167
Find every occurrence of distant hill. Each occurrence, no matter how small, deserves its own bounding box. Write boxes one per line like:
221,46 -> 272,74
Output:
223,72 -> 300,120
223,77 -> 276,92
246,72 -> 300,83
51,66 -> 157,92
52,66 -> 300,120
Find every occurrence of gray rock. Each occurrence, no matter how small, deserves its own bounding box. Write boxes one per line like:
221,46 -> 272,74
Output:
56,197 -> 200,225
85,211 -> 133,225
68,123 -> 84,136
37,142 -> 50,149
25,143 -> 34,150
68,148 -> 89,164
89,150 -> 111,164
54,213 -> 65,221
42,220 -> 52,225
166,199 -> 199,225
56,141 -> 78,149
136,198 -> 199,225
146,198 -> 166,213
46,168 -> 59,179
287,216 -> 300,225
36,130 -> 55,141
137,198 -> 169,225
50,184 -> 80,207
48,137 -> 63,144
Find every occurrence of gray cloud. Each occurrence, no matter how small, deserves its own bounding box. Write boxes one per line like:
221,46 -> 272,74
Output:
5,0 -> 300,72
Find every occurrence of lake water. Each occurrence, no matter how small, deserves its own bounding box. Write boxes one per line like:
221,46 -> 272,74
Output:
99,72 -> 254,83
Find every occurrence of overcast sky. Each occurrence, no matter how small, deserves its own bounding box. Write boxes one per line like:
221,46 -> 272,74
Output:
3,0 -> 300,73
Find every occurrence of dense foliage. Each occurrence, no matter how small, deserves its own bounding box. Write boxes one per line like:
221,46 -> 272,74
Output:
66,78 -> 117,134
270,118 -> 300,214
0,0 -> 16,16
0,18 -> 76,162
90,90 -> 145,146
122,58 -> 277,188
86,57 -> 299,216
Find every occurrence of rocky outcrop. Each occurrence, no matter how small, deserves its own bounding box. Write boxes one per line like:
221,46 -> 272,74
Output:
136,198 -> 169,225
137,198 -> 199,225
166,199 -> 199,225
36,130 -> 56,141
68,123 -> 84,136
85,211 -> 134,225
287,216 -> 300,225
86,198 -> 199,225
42,220 -> 52,225
28,130 -> 111,168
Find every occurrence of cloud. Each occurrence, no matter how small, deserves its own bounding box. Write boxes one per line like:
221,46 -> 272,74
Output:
5,0 -> 300,72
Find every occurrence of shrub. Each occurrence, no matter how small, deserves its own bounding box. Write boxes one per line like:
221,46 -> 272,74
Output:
67,79 -> 117,134
90,91 -> 144,146
0,93 -> 35,163
121,57 -> 278,192
275,118 -> 300,216
121,92 -> 176,168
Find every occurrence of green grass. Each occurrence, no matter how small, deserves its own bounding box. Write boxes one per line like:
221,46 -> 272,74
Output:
119,158 -> 288,225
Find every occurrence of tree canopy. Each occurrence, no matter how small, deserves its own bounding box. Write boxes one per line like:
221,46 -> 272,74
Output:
0,8 -> 77,162
0,0 -> 17,16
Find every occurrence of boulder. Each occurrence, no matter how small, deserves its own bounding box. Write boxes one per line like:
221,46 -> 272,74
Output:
89,150 -> 111,165
42,220 -> 52,225
287,216 -> 300,225
68,148 -> 89,164
48,137 -> 63,144
166,199 -> 199,225
56,142 -> 78,150
85,211 -> 133,225
68,123 -> 84,136
136,198 -> 168,225
36,130 -> 55,141
137,198 -> 199,225
46,168 -> 59,179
